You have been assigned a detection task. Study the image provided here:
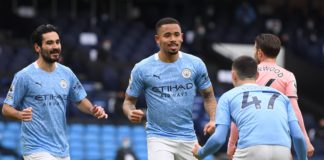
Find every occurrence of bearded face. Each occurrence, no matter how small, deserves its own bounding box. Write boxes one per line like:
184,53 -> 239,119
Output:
36,32 -> 61,63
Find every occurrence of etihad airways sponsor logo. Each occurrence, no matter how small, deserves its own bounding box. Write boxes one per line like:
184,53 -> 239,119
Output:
152,83 -> 193,93
151,83 -> 194,98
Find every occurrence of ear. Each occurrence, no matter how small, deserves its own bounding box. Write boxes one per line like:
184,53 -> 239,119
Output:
34,43 -> 41,54
231,70 -> 237,82
231,70 -> 237,86
256,71 -> 259,80
180,32 -> 184,43
154,34 -> 160,46
257,49 -> 264,59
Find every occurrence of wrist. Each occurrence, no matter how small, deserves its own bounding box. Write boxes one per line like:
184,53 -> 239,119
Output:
89,106 -> 95,115
16,110 -> 23,120
197,147 -> 204,159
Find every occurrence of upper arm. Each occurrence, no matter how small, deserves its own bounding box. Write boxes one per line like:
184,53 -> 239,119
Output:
215,95 -> 231,125
199,86 -> 215,99
287,100 -> 298,122
124,93 -> 138,105
195,59 -> 212,90
68,72 -> 87,102
4,73 -> 27,108
286,73 -> 298,98
126,65 -> 144,97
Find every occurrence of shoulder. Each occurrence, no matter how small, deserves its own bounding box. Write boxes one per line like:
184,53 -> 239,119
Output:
133,54 -> 156,71
181,52 -> 204,63
14,63 -> 35,80
56,63 -> 75,74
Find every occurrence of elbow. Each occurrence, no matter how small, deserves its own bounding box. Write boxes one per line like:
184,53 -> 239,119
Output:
293,131 -> 305,141
292,133 -> 306,147
295,135 -> 306,145
2,105 -> 8,117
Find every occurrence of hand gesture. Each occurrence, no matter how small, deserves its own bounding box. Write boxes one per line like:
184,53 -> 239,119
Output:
192,143 -> 202,160
91,105 -> 108,119
127,109 -> 144,123
20,107 -> 33,121
203,120 -> 215,135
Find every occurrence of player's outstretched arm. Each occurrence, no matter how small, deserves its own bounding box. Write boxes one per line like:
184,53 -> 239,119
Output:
192,124 -> 229,159
200,86 -> 217,135
76,98 -> 108,119
123,93 -> 144,123
2,104 -> 32,121
289,120 -> 308,160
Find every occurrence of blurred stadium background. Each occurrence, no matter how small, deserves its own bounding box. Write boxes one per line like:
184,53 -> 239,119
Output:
0,0 -> 324,159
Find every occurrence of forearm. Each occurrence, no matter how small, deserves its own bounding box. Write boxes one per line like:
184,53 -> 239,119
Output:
2,104 -> 21,120
122,94 -> 137,116
123,101 -> 136,116
201,87 -> 216,121
228,122 -> 239,149
290,121 -> 307,160
290,98 -> 310,142
76,98 -> 94,115
198,125 -> 229,159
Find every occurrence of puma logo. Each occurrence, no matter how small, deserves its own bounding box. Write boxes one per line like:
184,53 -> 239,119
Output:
153,74 -> 160,79
35,82 -> 42,87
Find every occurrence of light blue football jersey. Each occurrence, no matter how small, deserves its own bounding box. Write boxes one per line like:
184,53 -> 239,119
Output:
4,62 -> 86,157
216,84 -> 297,149
126,52 -> 211,140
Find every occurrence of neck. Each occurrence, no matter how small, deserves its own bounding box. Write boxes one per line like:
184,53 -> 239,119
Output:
37,58 -> 56,72
158,51 -> 179,63
262,57 -> 276,63
235,79 -> 256,87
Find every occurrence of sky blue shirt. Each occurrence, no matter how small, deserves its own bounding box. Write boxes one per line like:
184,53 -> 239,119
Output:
216,84 -> 297,149
126,52 -> 211,140
4,62 -> 86,157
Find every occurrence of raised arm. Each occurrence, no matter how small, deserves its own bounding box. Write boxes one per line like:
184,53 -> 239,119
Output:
200,86 -> 217,135
123,93 -> 144,123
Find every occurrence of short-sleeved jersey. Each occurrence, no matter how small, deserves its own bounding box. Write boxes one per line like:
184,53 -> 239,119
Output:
126,52 -> 211,140
4,62 -> 87,157
216,84 -> 297,149
257,62 -> 297,98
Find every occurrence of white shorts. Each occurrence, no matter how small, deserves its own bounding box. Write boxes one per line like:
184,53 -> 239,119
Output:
23,152 -> 70,160
234,145 -> 292,160
147,137 -> 198,160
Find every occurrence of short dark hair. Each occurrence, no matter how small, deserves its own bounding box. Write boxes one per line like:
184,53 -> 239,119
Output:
255,33 -> 281,58
155,17 -> 180,34
232,55 -> 258,80
31,24 -> 60,46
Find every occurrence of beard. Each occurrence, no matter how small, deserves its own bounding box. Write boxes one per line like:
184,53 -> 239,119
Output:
40,49 -> 60,63
166,50 -> 178,55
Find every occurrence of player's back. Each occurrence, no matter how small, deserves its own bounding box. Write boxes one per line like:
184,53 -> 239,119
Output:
225,84 -> 296,149
257,62 -> 297,98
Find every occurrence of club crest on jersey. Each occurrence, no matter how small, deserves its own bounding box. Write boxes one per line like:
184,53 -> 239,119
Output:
9,84 -> 14,93
60,79 -> 67,89
182,68 -> 192,78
